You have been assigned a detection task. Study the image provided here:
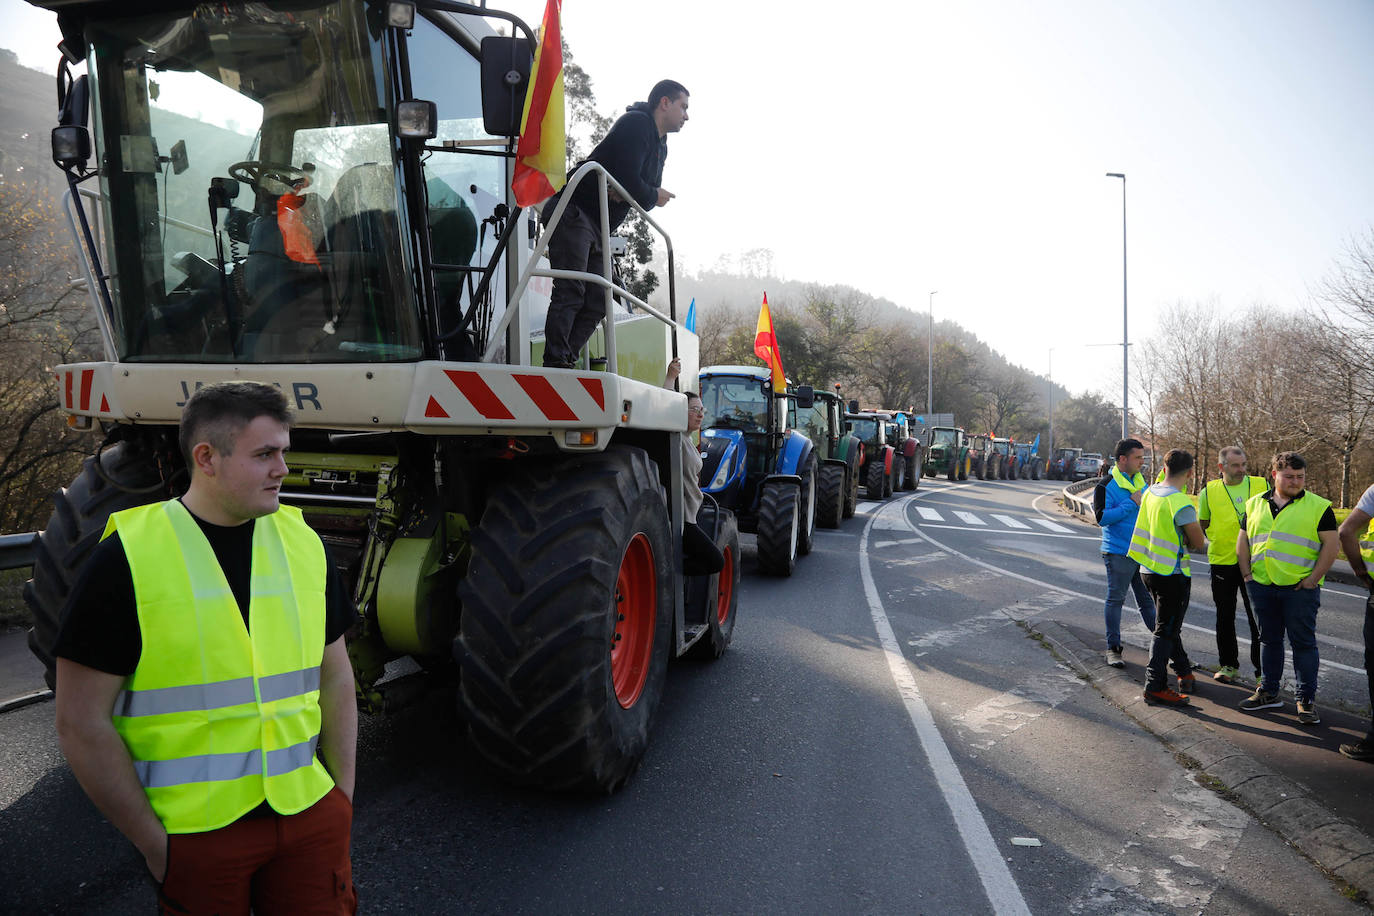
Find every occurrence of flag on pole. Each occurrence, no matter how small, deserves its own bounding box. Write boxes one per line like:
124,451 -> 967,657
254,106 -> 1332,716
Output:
510,0 -> 565,207
1031,432 -> 1040,453
684,298 -> 697,333
753,293 -> 785,389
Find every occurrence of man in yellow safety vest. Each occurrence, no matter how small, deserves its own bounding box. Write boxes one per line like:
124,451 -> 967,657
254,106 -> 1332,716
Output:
53,381 -> 358,914
1237,452 -> 1339,725
1128,449 -> 1207,707
1337,481 -> 1374,760
1198,446 -> 1269,684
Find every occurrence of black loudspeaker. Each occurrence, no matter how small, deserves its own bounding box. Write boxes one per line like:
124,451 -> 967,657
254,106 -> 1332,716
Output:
480,36 -> 532,137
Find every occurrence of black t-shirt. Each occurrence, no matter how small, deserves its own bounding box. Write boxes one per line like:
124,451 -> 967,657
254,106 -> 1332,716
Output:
1240,489 -> 1339,533
53,505 -> 358,677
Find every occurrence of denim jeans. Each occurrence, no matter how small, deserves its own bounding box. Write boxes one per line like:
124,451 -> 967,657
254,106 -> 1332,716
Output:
1248,581 -> 1321,702
1141,572 -> 1194,691
1103,552 -> 1158,649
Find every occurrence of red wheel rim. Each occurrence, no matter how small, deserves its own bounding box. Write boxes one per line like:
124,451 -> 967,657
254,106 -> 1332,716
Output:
716,546 -> 734,626
611,532 -> 656,708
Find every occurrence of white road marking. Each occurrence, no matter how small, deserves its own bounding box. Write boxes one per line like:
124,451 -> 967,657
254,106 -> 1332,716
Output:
954,667 -> 1084,750
954,511 -> 986,525
917,506 -> 945,521
860,495 -> 1031,916
992,514 -> 1031,529
1030,518 -> 1072,533
918,523 -> 1100,542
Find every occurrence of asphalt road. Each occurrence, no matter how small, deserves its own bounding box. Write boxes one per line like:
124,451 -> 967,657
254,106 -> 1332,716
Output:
0,477 -> 1367,913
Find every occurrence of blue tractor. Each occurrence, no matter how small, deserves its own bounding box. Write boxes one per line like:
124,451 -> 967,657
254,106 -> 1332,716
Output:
697,366 -> 818,576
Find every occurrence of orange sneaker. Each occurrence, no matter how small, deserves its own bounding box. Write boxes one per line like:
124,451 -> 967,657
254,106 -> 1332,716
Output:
1144,687 -> 1191,707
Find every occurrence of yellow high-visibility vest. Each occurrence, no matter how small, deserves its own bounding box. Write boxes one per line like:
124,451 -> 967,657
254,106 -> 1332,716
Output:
1128,487 -> 1194,577
1245,491 -> 1331,587
105,500 -> 334,834
1360,517 -> 1374,570
1203,476 -> 1268,565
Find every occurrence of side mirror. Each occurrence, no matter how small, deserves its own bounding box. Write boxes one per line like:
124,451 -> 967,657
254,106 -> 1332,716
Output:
844,422 -> 853,434
794,385 -> 814,409
52,125 -> 91,170
847,399 -> 859,414
53,69 -> 90,171
480,36 -> 532,137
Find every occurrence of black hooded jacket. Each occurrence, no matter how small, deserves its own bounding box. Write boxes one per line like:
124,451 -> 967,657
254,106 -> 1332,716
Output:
567,101 -> 667,231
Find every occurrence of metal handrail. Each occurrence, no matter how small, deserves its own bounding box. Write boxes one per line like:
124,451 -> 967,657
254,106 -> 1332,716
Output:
0,532 -> 37,572
480,162 -> 680,369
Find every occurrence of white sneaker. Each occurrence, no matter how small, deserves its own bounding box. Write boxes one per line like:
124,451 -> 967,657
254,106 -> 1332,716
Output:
1106,647 -> 1125,668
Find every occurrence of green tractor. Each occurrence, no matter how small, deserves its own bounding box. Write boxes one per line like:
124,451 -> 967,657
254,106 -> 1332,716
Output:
791,386 -> 864,526
924,426 -> 971,481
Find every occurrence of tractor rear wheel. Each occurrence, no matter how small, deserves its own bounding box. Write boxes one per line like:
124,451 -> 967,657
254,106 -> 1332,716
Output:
817,463 -> 844,529
796,455 -> 817,556
865,460 -> 886,500
756,480 -> 799,576
687,511 -> 740,660
889,456 -> 903,495
904,455 -> 920,491
958,456 -> 970,481
24,438 -> 169,689
456,445 -> 673,793
842,452 -> 860,518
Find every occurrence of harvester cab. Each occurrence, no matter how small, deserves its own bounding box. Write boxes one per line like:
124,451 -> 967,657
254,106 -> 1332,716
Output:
697,367 -> 816,576
28,0 -> 728,794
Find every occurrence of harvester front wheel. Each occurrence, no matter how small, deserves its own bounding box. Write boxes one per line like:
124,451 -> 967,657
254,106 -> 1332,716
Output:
24,438 -> 168,689
456,445 -> 673,793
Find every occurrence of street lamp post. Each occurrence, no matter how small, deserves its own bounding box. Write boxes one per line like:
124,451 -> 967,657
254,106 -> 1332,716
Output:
927,291 -> 937,416
1047,347 -> 1054,463
1106,172 -> 1128,439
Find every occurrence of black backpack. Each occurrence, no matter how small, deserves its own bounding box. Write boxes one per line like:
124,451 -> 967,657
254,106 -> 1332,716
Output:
1092,478 -> 1109,525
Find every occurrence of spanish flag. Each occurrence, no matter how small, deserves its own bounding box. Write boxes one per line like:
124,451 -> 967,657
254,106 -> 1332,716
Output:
754,293 -> 785,390
511,0 -> 566,207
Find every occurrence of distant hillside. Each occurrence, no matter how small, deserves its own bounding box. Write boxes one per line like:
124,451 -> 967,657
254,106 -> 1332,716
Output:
0,53 -> 67,196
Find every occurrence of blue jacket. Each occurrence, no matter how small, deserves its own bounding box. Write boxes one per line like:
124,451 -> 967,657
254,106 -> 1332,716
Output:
1096,472 -> 1143,555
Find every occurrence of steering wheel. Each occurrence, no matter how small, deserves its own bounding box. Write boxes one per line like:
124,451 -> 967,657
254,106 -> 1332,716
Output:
227,160 -> 310,195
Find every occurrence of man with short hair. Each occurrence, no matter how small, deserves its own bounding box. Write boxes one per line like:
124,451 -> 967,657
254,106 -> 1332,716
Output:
54,381 -> 358,914
1129,449 -> 1207,706
542,79 -> 690,368
1093,438 -> 1158,668
1237,451 -> 1339,724
1198,445 -> 1269,683
1337,482 -> 1374,759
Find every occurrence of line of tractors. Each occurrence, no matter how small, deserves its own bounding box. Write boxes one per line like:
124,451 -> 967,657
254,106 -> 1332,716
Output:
695,367 -> 922,577
920,426 -> 1047,482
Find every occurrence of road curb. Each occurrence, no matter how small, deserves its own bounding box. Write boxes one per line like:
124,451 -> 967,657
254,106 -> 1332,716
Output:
1028,616 -> 1374,900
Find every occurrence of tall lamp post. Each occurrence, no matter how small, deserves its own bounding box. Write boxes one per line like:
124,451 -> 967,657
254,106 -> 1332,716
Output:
1047,347 -> 1055,462
927,291 -> 937,416
1106,172 -> 1128,439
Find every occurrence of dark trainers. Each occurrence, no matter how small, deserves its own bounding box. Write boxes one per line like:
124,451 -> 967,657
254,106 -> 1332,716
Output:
1239,689 -> 1283,711
1339,736 -> 1374,761
1177,674 -> 1196,694
1296,700 -> 1320,725
1144,687 -> 1190,707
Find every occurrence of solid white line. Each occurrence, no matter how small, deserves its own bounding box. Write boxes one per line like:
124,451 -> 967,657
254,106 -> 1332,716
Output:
992,514 -> 1031,529
1030,518 -> 1072,533
917,506 -> 945,521
860,495 -> 1031,915
954,511 -> 986,526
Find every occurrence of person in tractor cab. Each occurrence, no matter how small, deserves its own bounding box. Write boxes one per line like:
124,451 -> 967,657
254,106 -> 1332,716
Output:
666,358 -> 725,576
52,382 -> 359,914
541,79 -> 690,368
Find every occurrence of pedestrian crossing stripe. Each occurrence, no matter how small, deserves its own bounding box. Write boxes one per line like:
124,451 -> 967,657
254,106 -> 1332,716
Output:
1030,518 -> 1072,533
992,514 -> 1030,529
917,507 -> 944,521
911,506 -> 1081,536
954,511 -> 986,526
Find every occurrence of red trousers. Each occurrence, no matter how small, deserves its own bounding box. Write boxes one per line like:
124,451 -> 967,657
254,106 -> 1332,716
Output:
157,786 -> 356,916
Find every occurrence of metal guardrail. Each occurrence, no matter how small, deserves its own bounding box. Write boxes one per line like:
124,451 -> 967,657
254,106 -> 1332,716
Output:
1061,479 -> 1097,518
0,532 -> 37,572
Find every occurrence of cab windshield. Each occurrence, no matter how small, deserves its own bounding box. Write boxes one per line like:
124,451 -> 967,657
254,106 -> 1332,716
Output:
700,377 -> 769,433
850,418 -> 880,443
85,0 -> 423,362
932,428 -> 959,447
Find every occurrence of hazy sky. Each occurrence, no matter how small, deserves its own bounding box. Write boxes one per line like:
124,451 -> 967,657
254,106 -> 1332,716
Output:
4,0 -> 1372,401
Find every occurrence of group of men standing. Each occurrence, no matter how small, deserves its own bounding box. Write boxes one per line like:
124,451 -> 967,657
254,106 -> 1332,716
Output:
1096,440 -> 1374,760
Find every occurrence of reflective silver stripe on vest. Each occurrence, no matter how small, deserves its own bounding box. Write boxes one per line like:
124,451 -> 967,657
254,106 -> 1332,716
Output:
1130,527 -> 1179,554
132,734 -> 320,788
1266,530 -> 1320,551
266,735 -> 321,777
258,667 -> 322,704
1259,543 -> 1318,570
1360,540 -> 1374,551
115,677 -> 256,718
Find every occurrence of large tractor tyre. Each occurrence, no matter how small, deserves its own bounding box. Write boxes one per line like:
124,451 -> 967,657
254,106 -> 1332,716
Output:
946,461 -> 957,482
456,445 -> 674,793
842,454 -> 860,519
24,439 -> 169,690
865,459 -> 886,500
756,480 -> 800,576
817,463 -> 845,529
888,457 -> 902,496
904,455 -> 920,491
796,456 -> 818,557
1032,462 -> 1041,481
687,512 -> 740,660
958,456 -> 970,481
